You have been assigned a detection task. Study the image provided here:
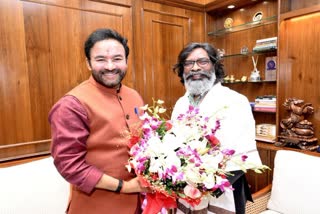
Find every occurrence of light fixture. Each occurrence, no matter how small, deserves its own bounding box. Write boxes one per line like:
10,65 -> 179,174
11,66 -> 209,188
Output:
227,5 -> 235,9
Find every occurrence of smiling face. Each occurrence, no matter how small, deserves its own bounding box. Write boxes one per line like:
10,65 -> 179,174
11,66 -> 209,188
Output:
183,48 -> 216,96
86,39 -> 127,88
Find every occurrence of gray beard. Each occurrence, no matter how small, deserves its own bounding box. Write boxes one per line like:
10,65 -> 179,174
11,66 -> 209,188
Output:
183,71 -> 216,96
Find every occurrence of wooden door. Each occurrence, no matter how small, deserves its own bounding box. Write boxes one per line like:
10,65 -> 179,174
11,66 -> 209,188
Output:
134,1 -> 205,116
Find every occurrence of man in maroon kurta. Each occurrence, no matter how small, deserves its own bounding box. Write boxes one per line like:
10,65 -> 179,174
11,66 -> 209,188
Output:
49,29 -> 147,214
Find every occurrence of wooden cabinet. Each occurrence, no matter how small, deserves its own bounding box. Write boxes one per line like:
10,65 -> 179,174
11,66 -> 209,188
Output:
207,0 -> 278,122
246,142 -> 276,192
207,2 -> 278,130
206,0 -> 320,192
206,0 -> 278,193
277,0 -> 320,144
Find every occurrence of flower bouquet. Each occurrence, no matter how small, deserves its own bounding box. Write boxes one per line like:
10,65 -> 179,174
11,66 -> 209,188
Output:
126,99 -> 268,214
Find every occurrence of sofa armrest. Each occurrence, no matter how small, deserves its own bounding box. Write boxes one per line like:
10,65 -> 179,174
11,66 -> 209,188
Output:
245,184 -> 272,214
0,157 -> 69,214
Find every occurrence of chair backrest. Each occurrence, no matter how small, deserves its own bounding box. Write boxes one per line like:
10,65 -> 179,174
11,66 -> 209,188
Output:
0,157 -> 69,214
267,150 -> 320,214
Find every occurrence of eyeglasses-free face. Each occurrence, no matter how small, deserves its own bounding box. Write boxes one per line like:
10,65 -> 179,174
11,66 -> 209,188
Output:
183,57 -> 211,69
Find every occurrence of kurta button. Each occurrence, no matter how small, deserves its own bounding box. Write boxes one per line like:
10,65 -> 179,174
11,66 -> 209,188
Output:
119,96 -> 122,101
126,114 -> 130,120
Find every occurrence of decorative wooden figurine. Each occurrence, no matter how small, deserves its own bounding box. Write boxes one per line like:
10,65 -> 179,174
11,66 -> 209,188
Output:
277,98 -> 319,151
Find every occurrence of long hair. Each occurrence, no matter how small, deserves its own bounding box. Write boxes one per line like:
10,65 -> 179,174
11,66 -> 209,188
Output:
173,43 -> 225,84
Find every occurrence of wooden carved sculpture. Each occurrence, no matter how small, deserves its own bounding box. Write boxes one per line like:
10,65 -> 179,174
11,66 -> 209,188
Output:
277,98 -> 318,151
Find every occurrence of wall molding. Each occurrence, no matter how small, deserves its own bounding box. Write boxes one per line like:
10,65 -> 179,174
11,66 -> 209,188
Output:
0,139 -> 51,162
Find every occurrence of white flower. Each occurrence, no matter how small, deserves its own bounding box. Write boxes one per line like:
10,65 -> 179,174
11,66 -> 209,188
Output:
158,107 -> 166,114
157,99 -> 164,105
184,167 -> 202,184
149,156 -> 165,173
171,124 -> 200,143
140,104 -> 149,111
164,151 -> 181,170
139,112 -> 150,120
187,139 -> 207,151
202,173 -> 216,189
162,133 -> 183,151
146,136 -> 163,155
201,153 -> 223,171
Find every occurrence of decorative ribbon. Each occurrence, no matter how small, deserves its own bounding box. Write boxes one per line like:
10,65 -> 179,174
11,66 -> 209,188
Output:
143,192 -> 177,214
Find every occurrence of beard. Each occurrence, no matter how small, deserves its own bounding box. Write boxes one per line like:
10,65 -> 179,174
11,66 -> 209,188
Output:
183,69 -> 216,96
92,68 -> 126,88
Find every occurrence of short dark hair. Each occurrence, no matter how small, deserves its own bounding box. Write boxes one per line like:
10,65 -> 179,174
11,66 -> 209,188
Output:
84,28 -> 129,61
173,42 -> 225,84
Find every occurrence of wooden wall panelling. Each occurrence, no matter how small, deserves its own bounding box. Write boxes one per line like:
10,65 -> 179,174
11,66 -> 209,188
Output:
278,11 -> 320,142
247,142 -> 278,193
0,0 -> 34,150
23,1 -> 54,141
0,0 -> 133,161
46,4 -> 87,102
280,0 -> 320,13
0,154 -> 49,168
1,0 -> 205,161
205,0 -> 264,13
80,0 -> 134,78
134,0 -> 205,115
187,0 -> 205,5
144,0 -> 205,11
22,0 -> 132,8
142,8 -> 189,113
46,0 -> 134,93
131,0 -> 144,97
87,0 -> 132,6
0,140 -> 51,162
187,9 -> 206,43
